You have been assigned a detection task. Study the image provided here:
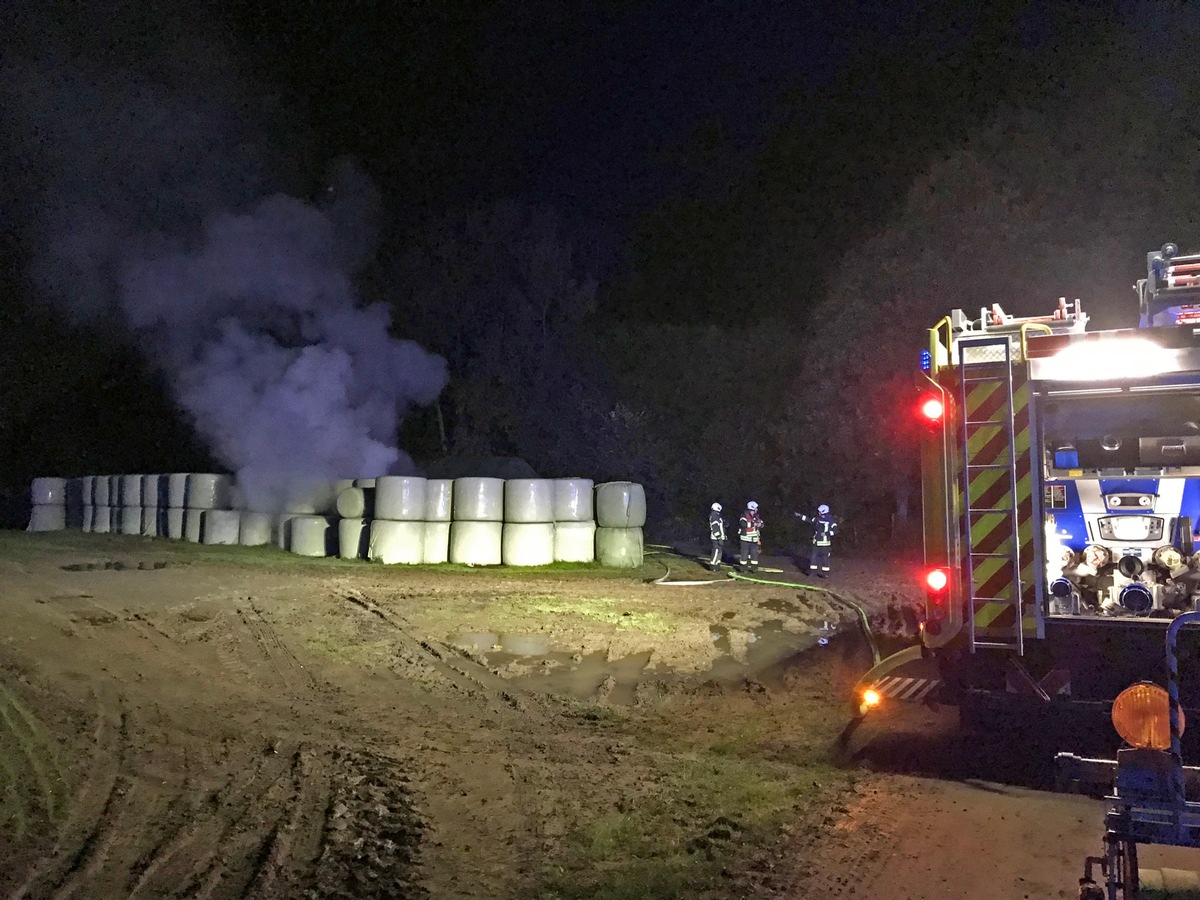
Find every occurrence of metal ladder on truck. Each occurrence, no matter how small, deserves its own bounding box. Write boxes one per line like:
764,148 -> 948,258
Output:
958,335 -> 1024,655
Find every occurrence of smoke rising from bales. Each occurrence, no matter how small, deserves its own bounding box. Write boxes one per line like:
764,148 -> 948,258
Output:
0,15 -> 447,511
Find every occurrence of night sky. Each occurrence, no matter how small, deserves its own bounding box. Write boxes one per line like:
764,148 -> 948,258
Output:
2,1 -> 1186,533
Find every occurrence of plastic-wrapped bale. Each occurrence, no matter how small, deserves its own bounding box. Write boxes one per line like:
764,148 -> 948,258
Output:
290,516 -> 334,557
81,505 -> 95,533
452,477 -> 504,522
184,508 -> 204,543
167,508 -> 185,540
375,476 -> 427,521
336,487 -> 374,519
504,479 -> 554,524
108,477 -> 121,511
422,522 -> 450,564
93,506 -> 113,534
502,522 -> 555,566
554,521 -> 596,562
186,474 -> 233,510
80,476 -> 96,507
354,477 -> 377,488
274,515 -> 300,550
202,509 -> 241,545
368,520 -> 424,564
142,474 -> 165,509
595,482 -> 647,528
141,507 -> 160,538
449,521 -> 502,565
94,475 -> 111,507
553,478 -> 594,522
239,512 -> 272,547
119,474 -> 143,507
338,518 -> 369,560
424,479 -> 453,522
120,505 -> 142,536
27,505 -> 67,532
30,476 -> 62,506
167,474 -> 189,509
595,526 -> 644,568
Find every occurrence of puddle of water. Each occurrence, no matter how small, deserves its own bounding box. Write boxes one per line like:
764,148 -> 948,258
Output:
449,632 -> 500,653
757,597 -> 803,614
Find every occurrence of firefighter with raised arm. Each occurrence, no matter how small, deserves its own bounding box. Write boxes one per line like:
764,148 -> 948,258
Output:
796,503 -> 838,577
707,502 -> 726,571
738,501 -> 763,574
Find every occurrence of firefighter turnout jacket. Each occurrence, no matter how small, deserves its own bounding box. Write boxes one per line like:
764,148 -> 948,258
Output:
739,509 -> 763,543
709,509 -> 726,541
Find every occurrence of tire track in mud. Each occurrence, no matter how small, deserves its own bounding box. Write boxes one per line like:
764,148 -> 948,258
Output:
10,687 -> 126,900
0,680 -> 71,830
238,600 -> 321,699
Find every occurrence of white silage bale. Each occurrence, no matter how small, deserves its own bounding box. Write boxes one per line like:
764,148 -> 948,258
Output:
120,505 -> 142,536
202,509 -> 241,545
501,522 -> 555,566
120,474 -> 143,506
554,521 -> 596,562
338,518 -> 369,560
93,506 -> 113,534
595,482 -> 648,528
239,512 -> 272,546
31,477 -> 67,505
452,477 -> 504,522
167,474 -> 189,508
424,479 -> 453,522
504,479 -> 554,524
184,508 -> 204,542
553,478 -> 594,522
336,487 -> 374,519
81,476 -> 96,506
94,476 -> 111,506
167,508 -> 185,540
27,504 -> 67,532
595,526 -> 644,568
186,474 -> 233,510
449,521 -> 503,566
274,514 -> 300,550
368,520 -> 425,564
375,476 -> 427,521
82,505 -> 95,533
142,474 -> 163,508
354,477 -> 377,488
290,516 -> 334,557
141,507 -> 159,538
421,522 -> 450,564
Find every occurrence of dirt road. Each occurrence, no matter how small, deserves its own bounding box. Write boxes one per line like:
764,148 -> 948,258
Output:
4,531 -> 1188,899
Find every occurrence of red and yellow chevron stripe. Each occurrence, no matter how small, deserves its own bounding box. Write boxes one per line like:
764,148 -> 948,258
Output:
961,364 -> 1037,640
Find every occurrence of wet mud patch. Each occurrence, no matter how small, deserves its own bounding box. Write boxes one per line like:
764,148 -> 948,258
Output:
60,561 -> 170,572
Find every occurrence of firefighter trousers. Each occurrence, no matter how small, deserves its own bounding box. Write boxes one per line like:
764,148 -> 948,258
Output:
810,544 -> 831,575
709,539 -> 724,569
739,538 -> 759,569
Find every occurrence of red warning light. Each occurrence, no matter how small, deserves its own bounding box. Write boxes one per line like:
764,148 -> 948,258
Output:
925,568 -> 949,592
920,396 -> 945,423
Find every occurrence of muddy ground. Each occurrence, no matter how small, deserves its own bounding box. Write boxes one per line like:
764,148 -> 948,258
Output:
3,531 -> 1191,899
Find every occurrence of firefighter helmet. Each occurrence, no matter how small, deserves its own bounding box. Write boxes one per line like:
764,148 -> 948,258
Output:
747,501 -> 758,511
818,504 -> 830,515
711,502 -> 722,512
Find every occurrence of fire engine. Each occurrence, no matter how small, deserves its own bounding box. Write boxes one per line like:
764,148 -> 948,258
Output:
854,243 -> 1200,732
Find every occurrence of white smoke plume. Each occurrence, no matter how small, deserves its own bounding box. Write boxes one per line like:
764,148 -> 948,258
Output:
1,23 -> 447,512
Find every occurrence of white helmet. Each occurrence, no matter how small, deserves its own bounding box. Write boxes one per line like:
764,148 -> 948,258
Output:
747,501 -> 758,511
711,502 -> 722,511
818,504 -> 830,515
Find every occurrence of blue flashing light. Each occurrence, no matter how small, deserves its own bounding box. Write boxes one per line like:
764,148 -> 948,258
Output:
920,349 -> 932,372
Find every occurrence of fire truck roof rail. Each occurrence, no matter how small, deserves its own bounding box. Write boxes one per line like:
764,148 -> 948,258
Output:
949,298 -> 1087,336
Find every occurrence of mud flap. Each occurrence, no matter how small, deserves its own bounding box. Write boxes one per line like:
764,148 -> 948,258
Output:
850,645 -> 944,719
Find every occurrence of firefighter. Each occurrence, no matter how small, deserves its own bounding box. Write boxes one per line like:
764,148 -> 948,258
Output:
707,502 -> 726,571
796,503 -> 838,576
738,501 -> 763,574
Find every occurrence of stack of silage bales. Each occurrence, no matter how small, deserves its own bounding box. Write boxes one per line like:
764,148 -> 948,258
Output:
502,479 -> 555,566
80,476 -> 96,533
553,478 -> 595,562
166,473 -> 188,539
450,477 -> 504,565
595,481 -> 646,568
422,479 -> 453,563
141,474 -> 163,537
370,476 -> 427,564
27,477 -> 67,532
278,478 -> 345,556
336,481 -> 374,560
183,474 -> 233,543
118,474 -> 143,536
93,474 -> 113,534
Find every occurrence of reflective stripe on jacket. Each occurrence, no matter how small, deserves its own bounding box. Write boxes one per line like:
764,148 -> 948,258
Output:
739,511 -> 762,542
709,511 -> 726,541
